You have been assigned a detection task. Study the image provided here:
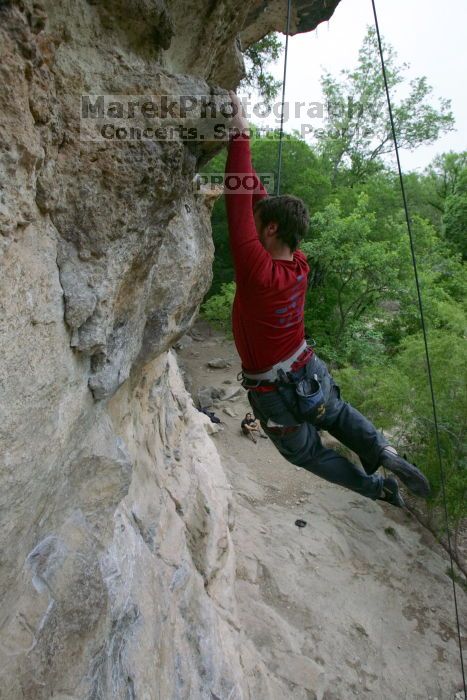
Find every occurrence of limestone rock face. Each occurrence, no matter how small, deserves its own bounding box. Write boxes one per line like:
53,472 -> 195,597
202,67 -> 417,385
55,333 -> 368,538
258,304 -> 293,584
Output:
0,0 -> 340,398
1,353 -> 244,699
0,0 -> 340,697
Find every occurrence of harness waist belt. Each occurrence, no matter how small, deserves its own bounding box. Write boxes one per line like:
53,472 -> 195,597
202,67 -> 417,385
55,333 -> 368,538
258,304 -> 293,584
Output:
242,340 -> 308,382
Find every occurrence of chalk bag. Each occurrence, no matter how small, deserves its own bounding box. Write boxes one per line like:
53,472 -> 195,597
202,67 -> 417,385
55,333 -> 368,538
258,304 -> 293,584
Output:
294,373 -> 325,423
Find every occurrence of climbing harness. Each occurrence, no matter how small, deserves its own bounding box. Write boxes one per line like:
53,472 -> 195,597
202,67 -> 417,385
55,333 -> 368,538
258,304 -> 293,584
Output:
272,0 -> 466,691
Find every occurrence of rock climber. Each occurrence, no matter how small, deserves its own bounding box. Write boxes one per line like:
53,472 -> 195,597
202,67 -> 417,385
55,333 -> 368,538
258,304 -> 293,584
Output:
223,90 -> 431,509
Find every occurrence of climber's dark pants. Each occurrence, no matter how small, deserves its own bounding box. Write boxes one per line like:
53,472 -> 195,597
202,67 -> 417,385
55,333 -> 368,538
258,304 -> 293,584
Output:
247,353 -> 387,500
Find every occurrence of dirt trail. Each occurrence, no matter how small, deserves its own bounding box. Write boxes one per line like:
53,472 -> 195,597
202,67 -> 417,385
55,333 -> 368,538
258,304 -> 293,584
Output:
177,319 -> 466,700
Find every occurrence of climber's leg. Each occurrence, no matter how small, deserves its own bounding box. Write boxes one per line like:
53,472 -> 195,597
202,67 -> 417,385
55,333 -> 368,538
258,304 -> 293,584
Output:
247,388 -> 383,500
318,385 -> 389,475
303,354 -> 388,475
308,355 -> 430,496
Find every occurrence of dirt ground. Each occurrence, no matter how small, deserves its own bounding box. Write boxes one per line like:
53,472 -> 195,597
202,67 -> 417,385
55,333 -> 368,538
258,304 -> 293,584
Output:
176,319 -> 466,700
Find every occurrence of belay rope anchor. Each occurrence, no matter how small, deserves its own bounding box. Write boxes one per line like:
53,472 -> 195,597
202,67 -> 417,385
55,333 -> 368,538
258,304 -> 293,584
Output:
274,0 -> 466,693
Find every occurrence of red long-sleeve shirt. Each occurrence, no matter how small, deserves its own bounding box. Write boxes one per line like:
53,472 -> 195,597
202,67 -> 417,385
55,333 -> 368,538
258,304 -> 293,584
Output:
224,134 -> 310,372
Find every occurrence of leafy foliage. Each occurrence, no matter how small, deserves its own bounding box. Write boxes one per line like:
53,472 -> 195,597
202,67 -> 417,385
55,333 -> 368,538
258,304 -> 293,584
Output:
336,332 -> 466,530
426,151 -> 467,205
301,195 -> 407,363
200,282 -> 236,335
443,168 -> 467,259
240,33 -> 283,105
315,27 -> 454,182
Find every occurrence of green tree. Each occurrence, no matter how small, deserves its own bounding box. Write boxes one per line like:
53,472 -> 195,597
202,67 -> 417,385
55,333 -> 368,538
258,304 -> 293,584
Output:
336,331 -> 467,542
426,151 -> 467,210
240,33 -> 282,105
200,282 -> 236,335
443,167 -> 467,259
381,215 -> 467,345
301,194 -> 407,364
316,26 -> 454,182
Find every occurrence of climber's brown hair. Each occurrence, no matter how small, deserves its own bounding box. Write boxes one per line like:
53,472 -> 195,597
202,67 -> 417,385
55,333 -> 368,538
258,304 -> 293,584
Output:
253,195 -> 310,252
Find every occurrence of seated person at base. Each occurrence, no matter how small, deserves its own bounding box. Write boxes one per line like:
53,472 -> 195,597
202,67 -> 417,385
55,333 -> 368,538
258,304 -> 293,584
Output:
241,413 -> 262,443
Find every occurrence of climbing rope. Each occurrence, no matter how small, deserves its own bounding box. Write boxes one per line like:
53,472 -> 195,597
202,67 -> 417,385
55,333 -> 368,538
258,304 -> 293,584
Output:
273,0 -> 466,692
370,1 -> 465,693
275,0 -> 292,196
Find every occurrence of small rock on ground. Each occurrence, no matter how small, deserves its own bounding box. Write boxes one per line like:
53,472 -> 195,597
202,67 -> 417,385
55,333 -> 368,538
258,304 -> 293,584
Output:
208,358 -> 232,369
223,407 -> 237,418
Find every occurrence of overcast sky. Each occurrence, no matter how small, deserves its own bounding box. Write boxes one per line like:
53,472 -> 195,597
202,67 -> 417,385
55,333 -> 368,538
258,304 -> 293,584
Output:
245,0 -> 466,172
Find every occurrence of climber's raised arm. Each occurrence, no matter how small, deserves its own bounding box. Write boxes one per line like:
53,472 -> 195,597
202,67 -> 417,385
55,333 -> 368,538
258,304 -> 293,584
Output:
224,91 -> 270,284
227,91 -> 268,205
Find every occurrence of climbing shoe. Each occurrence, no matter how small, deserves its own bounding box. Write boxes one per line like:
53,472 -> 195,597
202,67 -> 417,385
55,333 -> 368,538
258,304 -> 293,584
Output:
377,476 -> 405,509
379,447 -> 431,499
